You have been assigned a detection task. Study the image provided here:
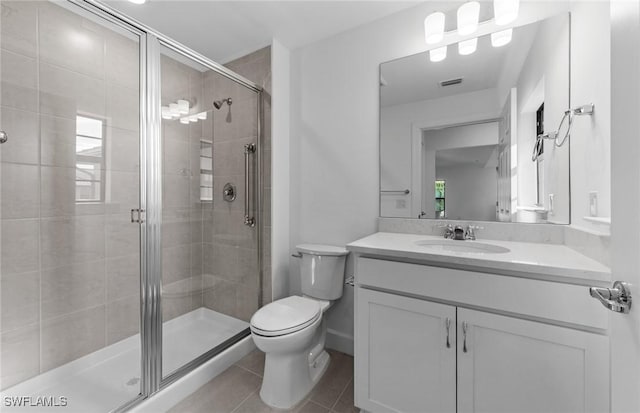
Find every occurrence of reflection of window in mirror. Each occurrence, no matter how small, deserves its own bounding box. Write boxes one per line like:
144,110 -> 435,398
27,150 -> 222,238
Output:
75,115 -> 106,203
200,140 -> 213,201
535,104 -> 545,205
435,180 -> 446,218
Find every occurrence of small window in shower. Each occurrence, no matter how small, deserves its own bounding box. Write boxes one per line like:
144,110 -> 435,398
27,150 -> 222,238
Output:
75,115 -> 106,203
200,139 -> 213,201
435,180 -> 446,218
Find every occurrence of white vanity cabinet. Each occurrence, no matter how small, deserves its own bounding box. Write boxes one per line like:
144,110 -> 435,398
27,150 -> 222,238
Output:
354,257 -> 610,413
456,308 -> 608,413
355,288 -> 456,413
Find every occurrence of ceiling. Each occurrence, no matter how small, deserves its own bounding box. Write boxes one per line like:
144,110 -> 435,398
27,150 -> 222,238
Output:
380,17 -> 540,107
104,0 -> 422,63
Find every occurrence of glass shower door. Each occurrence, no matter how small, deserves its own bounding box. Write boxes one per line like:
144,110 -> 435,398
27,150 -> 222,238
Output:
158,44 -> 261,379
0,1 -> 143,411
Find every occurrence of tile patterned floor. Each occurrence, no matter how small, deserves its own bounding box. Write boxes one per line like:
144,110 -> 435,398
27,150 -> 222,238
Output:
168,349 -> 357,413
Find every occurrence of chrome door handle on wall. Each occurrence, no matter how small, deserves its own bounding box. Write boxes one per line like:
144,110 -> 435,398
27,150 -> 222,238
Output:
244,143 -> 256,227
0,131 -> 8,144
589,281 -> 632,314
445,318 -> 451,348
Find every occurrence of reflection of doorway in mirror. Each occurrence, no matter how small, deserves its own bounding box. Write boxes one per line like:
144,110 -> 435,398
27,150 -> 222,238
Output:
435,180 -> 446,218
425,121 -> 500,221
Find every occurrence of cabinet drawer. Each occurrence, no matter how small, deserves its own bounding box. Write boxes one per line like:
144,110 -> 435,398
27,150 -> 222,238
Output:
356,257 -> 607,330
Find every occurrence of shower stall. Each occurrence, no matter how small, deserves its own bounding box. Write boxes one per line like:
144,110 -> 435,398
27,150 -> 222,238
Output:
0,0 -> 265,411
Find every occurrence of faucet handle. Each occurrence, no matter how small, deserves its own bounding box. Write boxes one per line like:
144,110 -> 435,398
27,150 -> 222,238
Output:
465,224 -> 483,240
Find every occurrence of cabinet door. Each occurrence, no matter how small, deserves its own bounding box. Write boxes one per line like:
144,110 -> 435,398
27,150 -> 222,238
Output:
457,309 -> 609,413
355,288 -> 456,413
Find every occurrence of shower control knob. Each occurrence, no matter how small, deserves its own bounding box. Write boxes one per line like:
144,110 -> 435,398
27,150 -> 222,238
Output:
223,183 -> 237,202
0,130 -> 8,144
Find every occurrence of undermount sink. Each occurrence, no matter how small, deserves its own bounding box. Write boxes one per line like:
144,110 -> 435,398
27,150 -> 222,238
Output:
414,239 -> 510,254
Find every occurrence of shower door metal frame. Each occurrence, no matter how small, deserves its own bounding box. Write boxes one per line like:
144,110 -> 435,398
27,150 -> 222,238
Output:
63,1 -> 265,411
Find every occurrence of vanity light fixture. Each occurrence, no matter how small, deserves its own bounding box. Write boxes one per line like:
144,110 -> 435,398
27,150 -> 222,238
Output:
169,103 -> 180,117
128,0 -> 147,4
424,12 -> 445,44
161,106 -> 172,120
457,2 -> 480,36
458,38 -> 478,55
491,28 -> 512,47
424,0 -> 518,60
429,45 -> 448,62
493,0 -> 519,26
177,99 -> 190,114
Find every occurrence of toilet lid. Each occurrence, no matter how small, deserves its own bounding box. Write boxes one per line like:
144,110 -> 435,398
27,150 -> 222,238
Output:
250,296 -> 321,337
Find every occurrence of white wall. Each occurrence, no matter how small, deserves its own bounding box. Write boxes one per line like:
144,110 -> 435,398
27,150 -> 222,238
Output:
437,166 -> 497,221
270,39 -> 290,301
424,121 -> 499,151
570,1 -> 611,233
289,0 -> 577,353
514,14 -> 570,223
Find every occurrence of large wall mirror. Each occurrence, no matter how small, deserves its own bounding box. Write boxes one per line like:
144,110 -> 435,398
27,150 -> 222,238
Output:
380,13 -> 570,224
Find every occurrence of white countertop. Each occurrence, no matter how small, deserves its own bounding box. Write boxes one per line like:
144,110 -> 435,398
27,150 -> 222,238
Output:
347,232 -> 611,284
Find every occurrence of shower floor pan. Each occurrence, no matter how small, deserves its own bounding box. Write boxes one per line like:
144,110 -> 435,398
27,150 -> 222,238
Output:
1,308 -> 248,413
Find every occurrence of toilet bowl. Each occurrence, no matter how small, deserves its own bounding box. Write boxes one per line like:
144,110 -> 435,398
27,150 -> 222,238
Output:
250,244 -> 348,409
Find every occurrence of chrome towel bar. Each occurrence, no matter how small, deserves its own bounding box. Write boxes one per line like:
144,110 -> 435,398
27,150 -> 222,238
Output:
532,103 -> 594,161
244,142 -> 256,227
380,189 -> 410,195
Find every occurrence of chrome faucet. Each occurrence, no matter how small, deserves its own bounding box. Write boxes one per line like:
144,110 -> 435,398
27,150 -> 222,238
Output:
453,225 -> 465,240
464,225 -> 482,240
442,224 -> 454,239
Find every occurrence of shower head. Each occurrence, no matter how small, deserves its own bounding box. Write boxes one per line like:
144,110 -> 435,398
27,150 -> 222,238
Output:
213,97 -> 232,110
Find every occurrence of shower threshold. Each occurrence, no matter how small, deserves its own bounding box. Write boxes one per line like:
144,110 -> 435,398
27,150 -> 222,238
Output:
0,308 -> 248,413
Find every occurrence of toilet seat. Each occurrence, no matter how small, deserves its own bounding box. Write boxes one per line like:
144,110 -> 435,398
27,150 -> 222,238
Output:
250,296 -> 321,337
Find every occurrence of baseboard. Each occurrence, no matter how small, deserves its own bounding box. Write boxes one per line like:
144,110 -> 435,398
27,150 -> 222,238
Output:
131,336 -> 256,413
326,328 -> 354,356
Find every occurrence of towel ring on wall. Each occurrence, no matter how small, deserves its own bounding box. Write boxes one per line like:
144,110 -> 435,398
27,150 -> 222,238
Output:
532,103 -> 594,162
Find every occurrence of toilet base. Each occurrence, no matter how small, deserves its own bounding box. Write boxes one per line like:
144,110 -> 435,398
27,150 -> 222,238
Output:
259,350 -> 331,409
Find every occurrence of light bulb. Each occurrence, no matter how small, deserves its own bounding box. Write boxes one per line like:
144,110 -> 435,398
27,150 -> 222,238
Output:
457,2 -> 480,36
494,0 -> 519,26
161,106 -> 172,120
429,46 -> 447,62
128,0 -> 146,4
169,103 -> 180,116
177,99 -> 189,114
197,112 -> 207,120
424,12 -> 445,44
491,28 -> 512,47
458,38 -> 478,55
188,115 -> 198,123
179,117 -> 189,124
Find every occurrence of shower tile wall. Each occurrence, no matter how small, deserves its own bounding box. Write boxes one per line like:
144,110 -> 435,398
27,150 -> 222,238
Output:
224,47 -> 272,307
160,54 -> 207,322
0,0 -> 272,391
0,1 -> 141,389
200,47 -> 272,322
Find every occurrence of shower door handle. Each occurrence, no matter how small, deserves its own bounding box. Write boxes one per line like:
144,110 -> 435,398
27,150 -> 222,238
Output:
244,143 -> 256,227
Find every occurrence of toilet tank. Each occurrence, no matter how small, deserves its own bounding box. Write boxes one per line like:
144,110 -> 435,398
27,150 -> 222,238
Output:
297,244 -> 349,300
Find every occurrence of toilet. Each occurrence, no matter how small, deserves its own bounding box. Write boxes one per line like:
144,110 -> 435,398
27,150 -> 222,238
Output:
250,244 -> 349,409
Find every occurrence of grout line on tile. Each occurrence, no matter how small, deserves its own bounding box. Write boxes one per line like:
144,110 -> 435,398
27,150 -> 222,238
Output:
330,377 -> 353,411
229,390 -> 257,413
